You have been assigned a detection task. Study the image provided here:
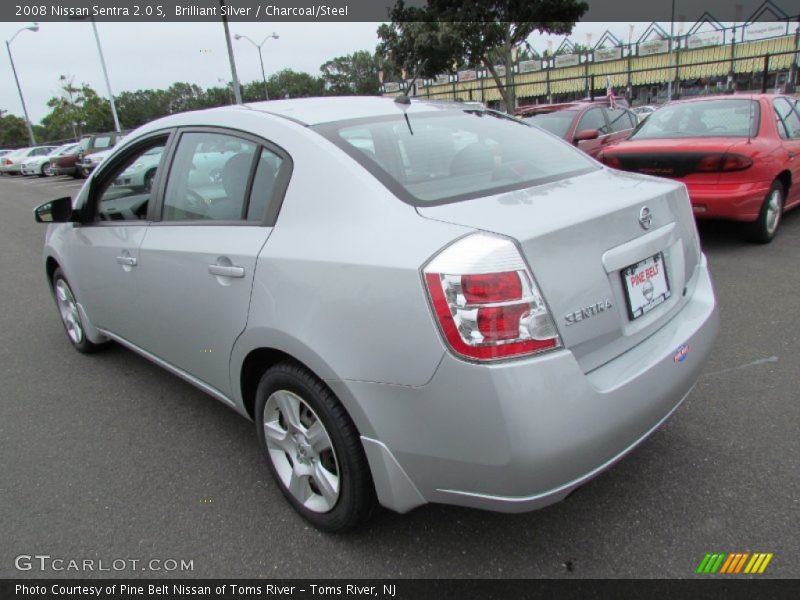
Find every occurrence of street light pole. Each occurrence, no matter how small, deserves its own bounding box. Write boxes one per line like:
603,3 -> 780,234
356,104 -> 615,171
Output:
235,33 -> 279,101
667,0 -> 676,101
5,24 -> 39,145
90,19 -> 121,132
219,0 -> 243,104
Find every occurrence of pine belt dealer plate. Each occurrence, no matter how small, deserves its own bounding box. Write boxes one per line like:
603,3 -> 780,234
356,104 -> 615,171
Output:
622,252 -> 671,320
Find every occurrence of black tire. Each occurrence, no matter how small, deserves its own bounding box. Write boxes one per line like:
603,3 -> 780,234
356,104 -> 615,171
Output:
39,163 -> 47,177
747,180 -> 785,244
51,268 -> 107,354
255,361 -> 375,532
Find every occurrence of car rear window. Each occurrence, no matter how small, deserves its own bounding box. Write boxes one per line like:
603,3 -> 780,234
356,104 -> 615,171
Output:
521,110 -> 576,138
631,99 -> 760,139
316,110 -> 595,205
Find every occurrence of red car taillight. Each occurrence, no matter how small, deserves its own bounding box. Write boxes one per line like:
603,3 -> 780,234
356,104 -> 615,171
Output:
695,153 -> 753,172
598,153 -> 622,169
2,158 -> 11,166
423,233 -> 560,361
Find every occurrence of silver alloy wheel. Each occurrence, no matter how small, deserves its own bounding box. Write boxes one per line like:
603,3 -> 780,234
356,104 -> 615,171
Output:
765,188 -> 782,236
263,390 -> 340,513
55,279 -> 84,344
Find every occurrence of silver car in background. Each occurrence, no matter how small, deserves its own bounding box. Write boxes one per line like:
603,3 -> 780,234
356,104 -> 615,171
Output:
36,97 -> 718,531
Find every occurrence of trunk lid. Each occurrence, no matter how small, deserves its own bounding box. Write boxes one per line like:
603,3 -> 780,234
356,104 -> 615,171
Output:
605,138 -> 738,183
417,168 -> 701,373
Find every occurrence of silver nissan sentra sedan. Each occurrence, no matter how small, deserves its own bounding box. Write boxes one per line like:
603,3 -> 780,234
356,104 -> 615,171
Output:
35,97 -> 719,531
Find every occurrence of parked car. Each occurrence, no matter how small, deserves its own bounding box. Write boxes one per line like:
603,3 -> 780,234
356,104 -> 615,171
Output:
74,131 -> 126,177
112,145 -> 164,191
598,94 -> 800,243
21,143 -> 79,177
35,97 -> 718,531
516,98 -> 637,158
48,144 -> 83,177
76,146 -> 117,178
1,146 -> 56,175
0,149 -> 12,158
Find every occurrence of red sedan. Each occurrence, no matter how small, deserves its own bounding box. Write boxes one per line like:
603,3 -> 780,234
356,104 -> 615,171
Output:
598,94 -> 800,243
516,98 -> 638,158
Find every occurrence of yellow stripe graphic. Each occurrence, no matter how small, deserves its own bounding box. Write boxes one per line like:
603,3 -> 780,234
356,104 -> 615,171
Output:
744,554 -> 760,574
752,554 -> 767,573
758,554 -> 773,574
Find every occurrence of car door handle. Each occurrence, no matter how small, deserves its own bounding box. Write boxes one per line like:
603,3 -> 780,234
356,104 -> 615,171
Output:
208,264 -> 245,278
115,256 -> 137,267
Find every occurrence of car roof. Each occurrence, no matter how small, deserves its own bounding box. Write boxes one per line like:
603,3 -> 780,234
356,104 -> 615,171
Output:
242,96 -> 479,126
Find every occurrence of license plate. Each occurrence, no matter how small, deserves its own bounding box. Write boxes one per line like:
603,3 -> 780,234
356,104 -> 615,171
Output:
622,252 -> 671,320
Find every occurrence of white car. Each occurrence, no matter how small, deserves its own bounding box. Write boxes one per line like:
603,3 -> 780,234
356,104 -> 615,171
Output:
1,146 -> 56,175
20,143 -> 79,177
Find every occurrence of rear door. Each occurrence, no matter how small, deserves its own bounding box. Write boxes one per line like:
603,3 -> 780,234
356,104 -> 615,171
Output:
136,128 -> 291,397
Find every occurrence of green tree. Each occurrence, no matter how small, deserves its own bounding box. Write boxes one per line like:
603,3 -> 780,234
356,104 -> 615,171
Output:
321,50 -> 381,95
0,112 -> 30,146
377,0 -> 588,111
266,69 -> 325,99
38,82 -> 113,140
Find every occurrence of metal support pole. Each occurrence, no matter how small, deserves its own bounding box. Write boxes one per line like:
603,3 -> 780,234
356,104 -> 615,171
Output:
667,0 -> 676,101
5,40 -> 35,145
762,53 -> 769,93
257,47 -> 269,100
90,20 -> 121,132
220,1 -> 242,104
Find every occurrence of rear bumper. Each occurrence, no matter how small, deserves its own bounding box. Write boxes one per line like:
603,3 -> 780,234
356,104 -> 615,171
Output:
339,256 -> 718,514
686,180 -> 771,221
20,165 -> 39,175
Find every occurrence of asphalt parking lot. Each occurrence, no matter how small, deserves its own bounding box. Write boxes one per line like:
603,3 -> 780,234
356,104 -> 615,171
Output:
0,173 -> 798,579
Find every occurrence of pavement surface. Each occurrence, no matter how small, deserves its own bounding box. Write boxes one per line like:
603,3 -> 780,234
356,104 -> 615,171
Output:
0,173 -> 798,579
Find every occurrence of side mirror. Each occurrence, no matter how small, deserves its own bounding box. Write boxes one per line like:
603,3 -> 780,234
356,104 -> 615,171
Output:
34,197 -> 73,223
574,129 -> 600,142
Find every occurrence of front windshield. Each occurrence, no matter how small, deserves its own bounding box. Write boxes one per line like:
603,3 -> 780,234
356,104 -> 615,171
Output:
631,99 -> 759,139
316,110 -> 595,204
521,111 -> 576,138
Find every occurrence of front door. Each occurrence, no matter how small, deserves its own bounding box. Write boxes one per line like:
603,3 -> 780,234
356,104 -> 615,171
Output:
64,135 -> 170,347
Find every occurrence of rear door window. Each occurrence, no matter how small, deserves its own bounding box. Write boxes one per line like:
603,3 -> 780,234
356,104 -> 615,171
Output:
162,132 -> 258,221
607,108 -> 635,133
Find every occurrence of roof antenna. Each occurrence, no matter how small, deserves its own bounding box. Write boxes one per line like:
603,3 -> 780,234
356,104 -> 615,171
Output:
394,59 -> 427,105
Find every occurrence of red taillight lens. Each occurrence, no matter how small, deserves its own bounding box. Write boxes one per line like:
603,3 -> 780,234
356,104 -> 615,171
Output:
423,234 -> 560,362
600,153 -> 622,169
462,271 -> 522,304
720,153 -> 753,171
696,153 -> 753,173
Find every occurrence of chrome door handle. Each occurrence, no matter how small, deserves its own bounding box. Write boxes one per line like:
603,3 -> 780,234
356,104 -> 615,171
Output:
115,256 -> 137,266
208,264 -> 245,278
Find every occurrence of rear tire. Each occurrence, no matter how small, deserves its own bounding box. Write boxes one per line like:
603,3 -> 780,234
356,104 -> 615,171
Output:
747,180 -> 784,244
255,361 -> 376,532
51,268 -> 107,354
39,163 -> 47,177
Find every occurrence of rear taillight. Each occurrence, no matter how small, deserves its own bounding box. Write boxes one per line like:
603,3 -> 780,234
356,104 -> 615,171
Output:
695,153 -> 753,172
2,159 -> 10,165
598,153 -> 622,169
423,233 -> 560,361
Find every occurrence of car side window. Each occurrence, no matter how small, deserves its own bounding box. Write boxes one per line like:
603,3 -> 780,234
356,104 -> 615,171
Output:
774,98 -> 800,140
246,148 -> 284,222
607,108 -> 634,133
94,136 -> 113,149
162,132 -> 258,221
94,139 -> 168,222
577,108 -> 607,135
